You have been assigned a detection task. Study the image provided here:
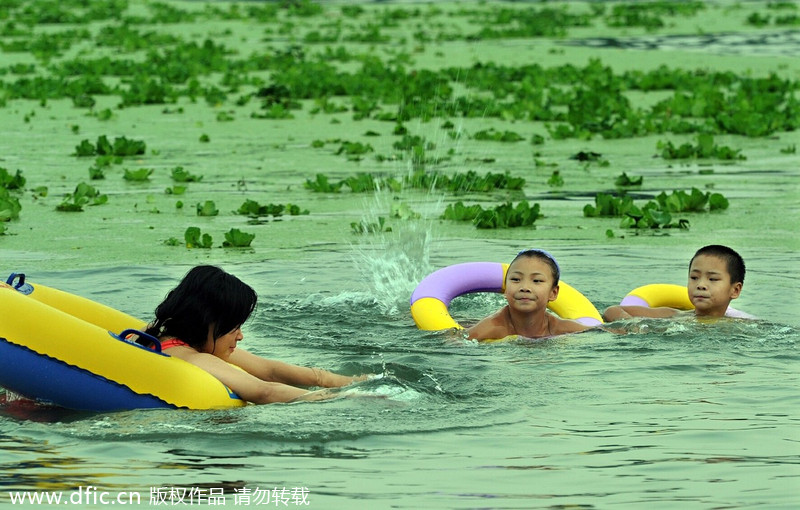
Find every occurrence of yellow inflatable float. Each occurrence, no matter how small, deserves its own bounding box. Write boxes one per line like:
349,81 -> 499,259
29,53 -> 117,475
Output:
0,273 -> 245,411
618,283 -> 754,318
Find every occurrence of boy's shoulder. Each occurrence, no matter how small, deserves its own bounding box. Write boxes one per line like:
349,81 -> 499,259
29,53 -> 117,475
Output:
551,315 -> 592,334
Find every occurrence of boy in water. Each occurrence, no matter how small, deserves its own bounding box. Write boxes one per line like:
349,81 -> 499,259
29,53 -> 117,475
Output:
603,245 -> 745,321
467,249 -> 591,341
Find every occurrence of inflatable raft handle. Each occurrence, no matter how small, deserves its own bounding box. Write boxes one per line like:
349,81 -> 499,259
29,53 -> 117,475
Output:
117,328 -> 163,353
5,272 -> 33,294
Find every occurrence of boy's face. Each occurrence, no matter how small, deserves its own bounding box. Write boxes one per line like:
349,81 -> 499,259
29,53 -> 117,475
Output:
687,254 -> 742,317
504,256 -> 559,312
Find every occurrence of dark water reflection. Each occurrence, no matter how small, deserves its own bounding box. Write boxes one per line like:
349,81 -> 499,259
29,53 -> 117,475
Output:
564,30 -> 800,57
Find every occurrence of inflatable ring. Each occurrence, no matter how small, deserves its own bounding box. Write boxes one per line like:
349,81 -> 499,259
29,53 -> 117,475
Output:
410,262 -> 603,331
0,273 -> 246,412
620,283 -> 754,319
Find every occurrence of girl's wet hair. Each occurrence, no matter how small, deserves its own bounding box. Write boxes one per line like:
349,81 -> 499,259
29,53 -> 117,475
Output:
145,265 -> 257,351
691,245 -> 746,284
511,249 -> 560,285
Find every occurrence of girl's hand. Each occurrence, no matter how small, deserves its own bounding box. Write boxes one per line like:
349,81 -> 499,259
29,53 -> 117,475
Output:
313,369 -> 376,387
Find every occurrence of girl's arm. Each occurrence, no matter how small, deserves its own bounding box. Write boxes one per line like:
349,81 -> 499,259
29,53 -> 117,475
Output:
184,352 -> 336,404
228,349 -> 361,388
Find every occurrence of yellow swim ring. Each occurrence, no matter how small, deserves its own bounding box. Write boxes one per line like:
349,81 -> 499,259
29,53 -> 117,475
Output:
0,273 -> 245,411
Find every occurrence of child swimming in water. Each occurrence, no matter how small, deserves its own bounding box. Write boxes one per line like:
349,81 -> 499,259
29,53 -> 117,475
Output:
603,244 -> 745,321
467,249 -> 592,341
141,265 -> 367,404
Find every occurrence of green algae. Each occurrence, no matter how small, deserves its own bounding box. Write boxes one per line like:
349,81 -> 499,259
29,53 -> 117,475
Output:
0,0 -> 798,270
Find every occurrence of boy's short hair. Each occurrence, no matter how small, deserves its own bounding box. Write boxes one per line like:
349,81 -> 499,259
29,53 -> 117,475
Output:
690,245 -> 745,284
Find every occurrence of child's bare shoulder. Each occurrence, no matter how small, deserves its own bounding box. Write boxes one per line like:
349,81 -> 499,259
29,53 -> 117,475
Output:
467,307 -> 512,340
552,316 -> 591,334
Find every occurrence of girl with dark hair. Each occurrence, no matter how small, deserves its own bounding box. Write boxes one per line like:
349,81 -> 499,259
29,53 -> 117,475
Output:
467,250 -> 591,341
142,265 -> 364,404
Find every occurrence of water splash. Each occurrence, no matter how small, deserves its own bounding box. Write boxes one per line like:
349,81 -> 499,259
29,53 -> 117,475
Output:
348,184 -> 441,317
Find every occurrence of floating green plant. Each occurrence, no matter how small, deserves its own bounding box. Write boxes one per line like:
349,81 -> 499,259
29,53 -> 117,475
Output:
614,172 -> 643,187
88,166 -> 105,180
304,170 -> 524,194
654,188 -> 729,212
442,200 -> 541,229
583,194 -> 636,218
547,170 -> 564,187
171,167 -> 203,182
0,168 -> 25,190
56,182 -> 107,212
620,203 -> 689,230
304,174 -> 344,193
196,200 -> 219,216
472,128 -> 525,142
341,173 -> 386,193
0,189 -> 22,223
184,227 -> 212,249
336,141 -> 374,160
73,136 -> 147,157
390,202 -> 420,220
584,187 -> 728,230
223,228 -> 255,247
236,199 -> 309,219
165,185 -> 187,195
123,168 -> 154,181
351,217 -> 391,234
658,134 -> 746,160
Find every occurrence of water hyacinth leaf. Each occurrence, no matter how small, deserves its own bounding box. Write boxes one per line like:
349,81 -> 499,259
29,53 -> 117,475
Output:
222,228 -> 255,247
351,217 -> 391,234
196,200 -> 219,216
343,173 -> 379,192
123,168 -> 154,181
390,202 -> 420,220
56,182 -> 107,212
171,166 -> 203,182
165,185 -> 187,195
473,128 -> 525,142
547,170 -> 564,187
442,201 -> 483,222
696,133 -> 715,158
614,172 -> 642,187
73,139 -> 96,157
304,174 -> 343,193
74,136 -> 147,158
709,193 -> 729,210
0,168 -> 26,190
443,200 -> 540,229
89,166 -> 105,180
185,227 -> 212,249
0,193 -> 22,221
646,207 -> 672,226
583,193 -> 635,217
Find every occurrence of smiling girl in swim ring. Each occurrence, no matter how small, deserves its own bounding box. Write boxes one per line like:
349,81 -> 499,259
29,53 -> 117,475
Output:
467,250 -> 591,341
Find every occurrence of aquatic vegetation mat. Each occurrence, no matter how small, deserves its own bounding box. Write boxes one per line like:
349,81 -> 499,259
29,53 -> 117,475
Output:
0,0 -> 797,252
